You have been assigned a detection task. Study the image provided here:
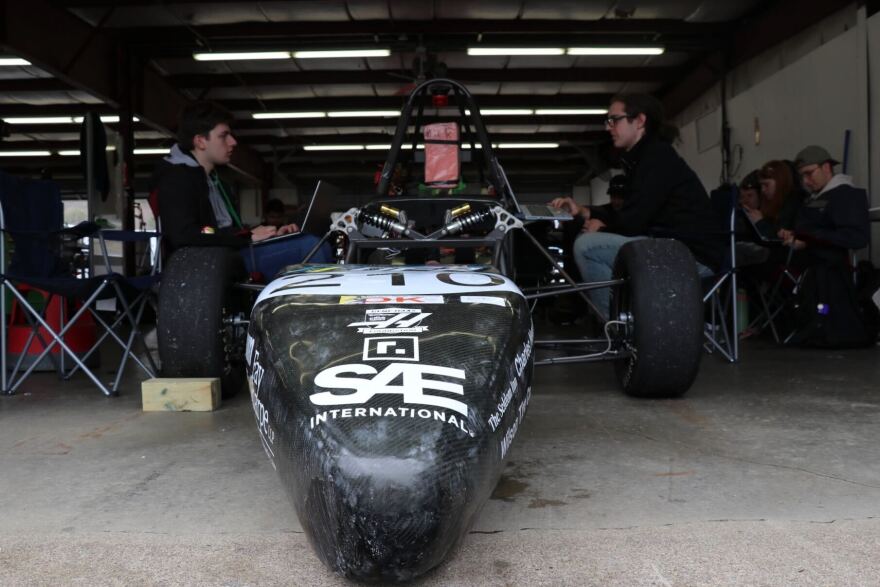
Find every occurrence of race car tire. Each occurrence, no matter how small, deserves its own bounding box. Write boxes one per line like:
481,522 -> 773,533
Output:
158,246 -> 248,399
610,238 -> 703,398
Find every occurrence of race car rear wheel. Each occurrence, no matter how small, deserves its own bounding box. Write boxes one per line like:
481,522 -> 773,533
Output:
158,247 -> 248,399
610,239 -> 703,398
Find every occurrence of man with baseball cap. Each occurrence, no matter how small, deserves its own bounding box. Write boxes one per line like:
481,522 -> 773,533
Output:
780,145 -> 869,256
784,145 -> 876,347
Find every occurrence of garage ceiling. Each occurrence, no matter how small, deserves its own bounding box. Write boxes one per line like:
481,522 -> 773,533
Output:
0,0 -> 852,194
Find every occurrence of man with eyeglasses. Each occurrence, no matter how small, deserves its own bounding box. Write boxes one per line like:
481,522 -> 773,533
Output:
783,145 -> 869,256
549,94 -> 723,321
783,146 -> 875,347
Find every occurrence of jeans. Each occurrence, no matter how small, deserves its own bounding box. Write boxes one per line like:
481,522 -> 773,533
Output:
242,233 -> 332,281
572,232 -> 713,321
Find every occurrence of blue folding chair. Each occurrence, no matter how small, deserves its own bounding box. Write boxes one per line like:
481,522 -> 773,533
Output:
1,171 -> 160,396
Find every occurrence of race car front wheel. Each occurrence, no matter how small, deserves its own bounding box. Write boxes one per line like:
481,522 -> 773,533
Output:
610,239 -> 703,398
158,247 -> 248,399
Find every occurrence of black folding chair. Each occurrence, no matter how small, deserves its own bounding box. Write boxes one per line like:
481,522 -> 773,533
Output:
59,230 -> 162,392
702,185 -> 739,362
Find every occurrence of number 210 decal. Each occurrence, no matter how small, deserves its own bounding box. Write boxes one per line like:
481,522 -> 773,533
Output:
257,267 -> 518,303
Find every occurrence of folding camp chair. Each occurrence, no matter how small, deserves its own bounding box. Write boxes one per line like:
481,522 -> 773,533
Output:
702,185 -> 739,362
1,171 -> 160,396
58,229 -> 161,392
740,246 -> 801,343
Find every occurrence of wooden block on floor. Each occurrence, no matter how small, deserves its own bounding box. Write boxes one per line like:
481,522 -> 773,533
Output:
141,378 -> 221,412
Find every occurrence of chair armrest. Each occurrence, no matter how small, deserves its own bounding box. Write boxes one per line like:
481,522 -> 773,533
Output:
99,229 -> 161,243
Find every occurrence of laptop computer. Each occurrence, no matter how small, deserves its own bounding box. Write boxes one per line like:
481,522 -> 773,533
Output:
253,180 -> 327,246
517,203 -> 573,222
740,207 -> 783,244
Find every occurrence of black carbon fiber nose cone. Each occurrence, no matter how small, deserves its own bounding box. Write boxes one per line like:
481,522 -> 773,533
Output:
246,266 -> 534,581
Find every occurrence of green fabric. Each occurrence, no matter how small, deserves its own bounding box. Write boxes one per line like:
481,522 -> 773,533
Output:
212,173 -> 243,229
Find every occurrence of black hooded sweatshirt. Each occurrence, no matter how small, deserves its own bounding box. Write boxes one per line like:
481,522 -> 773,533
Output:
590,134 -> 725,271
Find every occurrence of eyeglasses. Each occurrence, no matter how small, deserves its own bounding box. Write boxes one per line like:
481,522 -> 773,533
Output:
605,114 -> 631,127
798,165 -> 820,179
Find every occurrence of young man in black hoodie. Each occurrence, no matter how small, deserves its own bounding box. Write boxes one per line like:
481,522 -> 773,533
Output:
550,94 -> 723,320
151,102 -> 330,279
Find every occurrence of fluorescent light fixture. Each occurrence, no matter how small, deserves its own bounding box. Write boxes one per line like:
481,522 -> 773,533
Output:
3,116 -> 75,124
327,110 -> 400,118
369,144 -> 481,151
194,51 -> 290,61
567,47 -> 664,56
293,49 -> 390,59
252,112 -> 326,119
475,109 -> 534,116
59,146 -> 119,156
72,115 -> 140,123
4,115 -> 139,124
303,145 -> 364,151
133,148 -> 168,155
0,150 -> 51,157
467,47 -> 565,56
534,108 -> 607,115
496,143 -> 559,149
0,58 -> 30,66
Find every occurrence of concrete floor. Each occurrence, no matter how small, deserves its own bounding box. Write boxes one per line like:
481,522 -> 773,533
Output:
2,338 -> 880,586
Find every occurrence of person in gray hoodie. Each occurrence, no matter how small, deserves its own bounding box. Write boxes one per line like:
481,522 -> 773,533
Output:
784,145 -> 869,265
784,145 -> 876,347
151,102 -> 330,279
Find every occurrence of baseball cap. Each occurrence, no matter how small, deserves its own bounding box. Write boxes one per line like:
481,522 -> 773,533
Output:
794,145 -> 839,168
739,170 -> 760,191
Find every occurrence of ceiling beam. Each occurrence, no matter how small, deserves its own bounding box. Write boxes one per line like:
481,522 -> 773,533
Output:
223,94 -> 616,113
275,150 -> 585,164
0,0 -> 266,184
661,0 -> 853,116
0,131 -> 607,152
108,18 -> 729,44
0,0 -> 118,103
1,122 -> 154,134
0,94 -> 616,116
169,67 -> 680,89
274,162 -> 585,177
232,115 -> 605,129
130,34 -> 719,59
3,115 -> 604,135
0,78 -> 74,92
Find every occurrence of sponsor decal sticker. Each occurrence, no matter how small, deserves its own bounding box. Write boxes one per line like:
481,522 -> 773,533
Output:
339,295 -> 444,305
245,333 -> 255,366
460,295 -> 507,307
248,349 -> 276,465
500,385 -> 531,459
309,362 -> 472,435
362,336 -> 420,361
348,308 -> 430,333
487,326 -> 534,432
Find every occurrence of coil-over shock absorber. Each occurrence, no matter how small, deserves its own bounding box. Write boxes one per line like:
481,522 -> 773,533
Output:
435,206 -> 494,237
357,206 -> 424,239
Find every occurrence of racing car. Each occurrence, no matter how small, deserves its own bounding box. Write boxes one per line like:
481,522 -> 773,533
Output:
156,79 -> 703,582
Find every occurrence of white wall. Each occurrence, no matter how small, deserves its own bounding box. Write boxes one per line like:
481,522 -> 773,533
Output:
674,3 -> 878,258
869,8 -> 880,258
